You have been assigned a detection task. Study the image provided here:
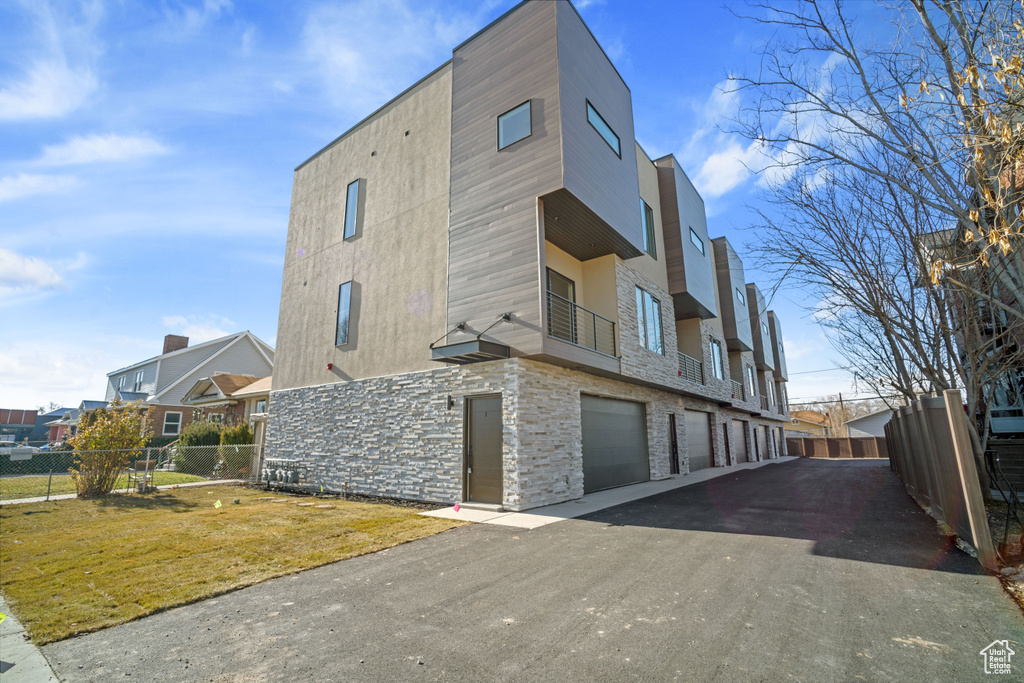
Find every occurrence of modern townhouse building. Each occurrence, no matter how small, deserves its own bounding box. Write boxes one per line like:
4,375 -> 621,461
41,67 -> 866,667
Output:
267,0 -> 791,510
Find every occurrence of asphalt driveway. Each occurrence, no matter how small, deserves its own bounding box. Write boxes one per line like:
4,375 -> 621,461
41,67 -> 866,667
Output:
44,459 -> 1024,682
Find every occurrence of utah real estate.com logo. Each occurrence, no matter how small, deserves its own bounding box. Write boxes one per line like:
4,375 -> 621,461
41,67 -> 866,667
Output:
980,640 -> 1015,675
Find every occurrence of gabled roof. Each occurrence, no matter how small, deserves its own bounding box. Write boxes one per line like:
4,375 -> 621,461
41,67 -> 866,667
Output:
106,331 -> 272,377
115,391 -> 148,402
791,410 -> 829,425
230,376 -> 272,398
181,373 -> 267,405
843,408 -> 895,425
79,400 -> 108,411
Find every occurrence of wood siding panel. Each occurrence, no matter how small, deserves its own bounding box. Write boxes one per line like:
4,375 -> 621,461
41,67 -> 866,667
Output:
711,237 -> 753,352
447,0 -> 563,355
768,311 -> 788,380
655,156 -> 717,319
555,1 -> 644,254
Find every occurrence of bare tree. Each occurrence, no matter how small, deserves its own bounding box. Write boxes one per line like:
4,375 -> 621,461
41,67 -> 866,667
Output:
733,0 -> 1024,488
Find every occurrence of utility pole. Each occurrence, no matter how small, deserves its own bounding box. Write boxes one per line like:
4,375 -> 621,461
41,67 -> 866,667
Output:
838,392 -> 846,437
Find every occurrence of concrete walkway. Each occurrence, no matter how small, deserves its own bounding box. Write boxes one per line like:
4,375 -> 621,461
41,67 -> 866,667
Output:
0,595 -> 56,682
0,479 -> 244,506
42,458 -> 1024,681
423,455 -> 799,528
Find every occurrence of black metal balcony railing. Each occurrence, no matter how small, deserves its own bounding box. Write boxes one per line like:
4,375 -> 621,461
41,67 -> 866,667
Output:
678,352 -> 704,385
546,290 -> 616,357
760,396 -> 770,411
730,380 -> 745,401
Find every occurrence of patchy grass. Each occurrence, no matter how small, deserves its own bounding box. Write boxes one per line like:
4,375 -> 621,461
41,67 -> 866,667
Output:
0,472 -> 209,501
0,486 -> 463,644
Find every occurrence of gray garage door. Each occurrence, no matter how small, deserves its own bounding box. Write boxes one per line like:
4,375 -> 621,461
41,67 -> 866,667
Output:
732,419 -> 748,463
685,410 -> 713,472
581,395 -> 649,494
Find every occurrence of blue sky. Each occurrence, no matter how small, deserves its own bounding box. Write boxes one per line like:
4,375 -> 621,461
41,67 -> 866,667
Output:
1,0 -> 871,410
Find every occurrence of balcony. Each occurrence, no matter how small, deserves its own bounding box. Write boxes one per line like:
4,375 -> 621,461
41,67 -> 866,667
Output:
678,352 -> 704,385
730,380 -> 745,401
546,290 -> 616,357
760,396 -> 770,411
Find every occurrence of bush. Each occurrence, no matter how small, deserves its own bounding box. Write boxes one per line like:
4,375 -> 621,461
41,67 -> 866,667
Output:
219,423 -> 253,477
178,420 -> 222,447
69,401 -> 150,498
145,435 -> 178,448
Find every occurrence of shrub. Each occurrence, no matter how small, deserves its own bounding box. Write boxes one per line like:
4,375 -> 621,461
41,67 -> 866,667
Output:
69,401 -> 151,498
219,422 -> 253,477
174,420 -> 223,475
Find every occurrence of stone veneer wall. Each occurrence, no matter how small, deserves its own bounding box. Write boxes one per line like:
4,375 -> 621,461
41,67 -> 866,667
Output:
266,357 -> 788,511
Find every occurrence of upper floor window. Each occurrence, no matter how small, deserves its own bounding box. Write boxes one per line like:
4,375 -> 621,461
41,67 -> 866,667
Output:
635,286 -> 663,354
745,365 -> 757,397
343,179 -> 361,240
762,322 -> 769,336
497,100 -> 532,150
587,100 -> 620,157
710,339 -> 724,379
118,376 -> 126,389
336,281 -> 353,346
689,227 -> 705,255
133,370 -> 144,392
736,288 -> 746,305
641,200 -> 656,258
767,378 -> 777,405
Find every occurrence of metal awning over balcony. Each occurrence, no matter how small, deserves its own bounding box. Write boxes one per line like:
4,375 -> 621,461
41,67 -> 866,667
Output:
431,340 -> 511,365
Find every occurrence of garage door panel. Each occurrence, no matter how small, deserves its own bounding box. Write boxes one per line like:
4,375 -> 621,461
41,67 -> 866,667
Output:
732,420 -> 748,463
581,396 -> 649,494
685,410 -> 713,471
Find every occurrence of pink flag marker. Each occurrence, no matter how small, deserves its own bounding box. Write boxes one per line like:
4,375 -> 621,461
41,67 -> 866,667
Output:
453,503 -> 461,512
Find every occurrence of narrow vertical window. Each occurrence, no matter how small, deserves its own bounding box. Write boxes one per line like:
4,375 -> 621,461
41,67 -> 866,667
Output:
635,286 -> 663,354
641,200 -> 656,258
343,180 -> 361,240
689,227 -> 705,255
497,100 -> 531,149
586,100 -> 620,156
134,370 -> 144,392
746,366 -> 757,397
736,288 -> 746,305
710,339 -> 724,379
336,281 -> 352,346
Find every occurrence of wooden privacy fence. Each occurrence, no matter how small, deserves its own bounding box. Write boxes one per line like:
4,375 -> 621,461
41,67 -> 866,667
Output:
885,390 -> 996,570
786,436 -> 889,459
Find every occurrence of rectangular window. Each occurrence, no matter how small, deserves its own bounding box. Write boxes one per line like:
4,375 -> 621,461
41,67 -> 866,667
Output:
635,287 -> 663,354
762,322 -> 769,336
343,179 -> 361,240
335,281 -> 352,346
255,399 -> 267,413
767,379 -> 777,405
586,100 -> 620,157
209,413 -> 223,424
736,288 -> 746,305
163,412 -> 182,436
689,227 -> 705,255
497,100 -> 531,150
118,376 -> 126,389
746,366 -> 757,397
133,370 -> 144,392
710,339 -> 724,380
641,200 -> 656,257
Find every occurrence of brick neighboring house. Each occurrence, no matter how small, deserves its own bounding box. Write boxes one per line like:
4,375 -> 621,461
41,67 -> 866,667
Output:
105,332 -> 274,439
266,0 -> 793,511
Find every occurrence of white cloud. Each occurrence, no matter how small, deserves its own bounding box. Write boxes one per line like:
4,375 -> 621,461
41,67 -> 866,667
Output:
303,1 -> 480,116
0,173 -> 78,202
575,0 -> 607,8
38,133 -> 170,165
0,0 -> 102,120
162,314 -> 236,342
0,248 -> 66,291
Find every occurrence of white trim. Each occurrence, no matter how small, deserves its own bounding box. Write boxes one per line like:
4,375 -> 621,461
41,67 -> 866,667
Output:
245,332 -> 274,367
162,411 -> 183,436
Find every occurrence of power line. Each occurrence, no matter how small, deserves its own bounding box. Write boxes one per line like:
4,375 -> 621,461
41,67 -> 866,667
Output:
789,394 -> 903,405
788,366 -> 855,375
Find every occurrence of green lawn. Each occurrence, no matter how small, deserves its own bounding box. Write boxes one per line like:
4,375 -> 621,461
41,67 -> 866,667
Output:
0,471 -> 208,501
0,486 -> 463,644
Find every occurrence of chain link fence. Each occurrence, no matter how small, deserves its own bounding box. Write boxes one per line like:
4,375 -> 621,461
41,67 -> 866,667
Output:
0,444 -> 263,502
